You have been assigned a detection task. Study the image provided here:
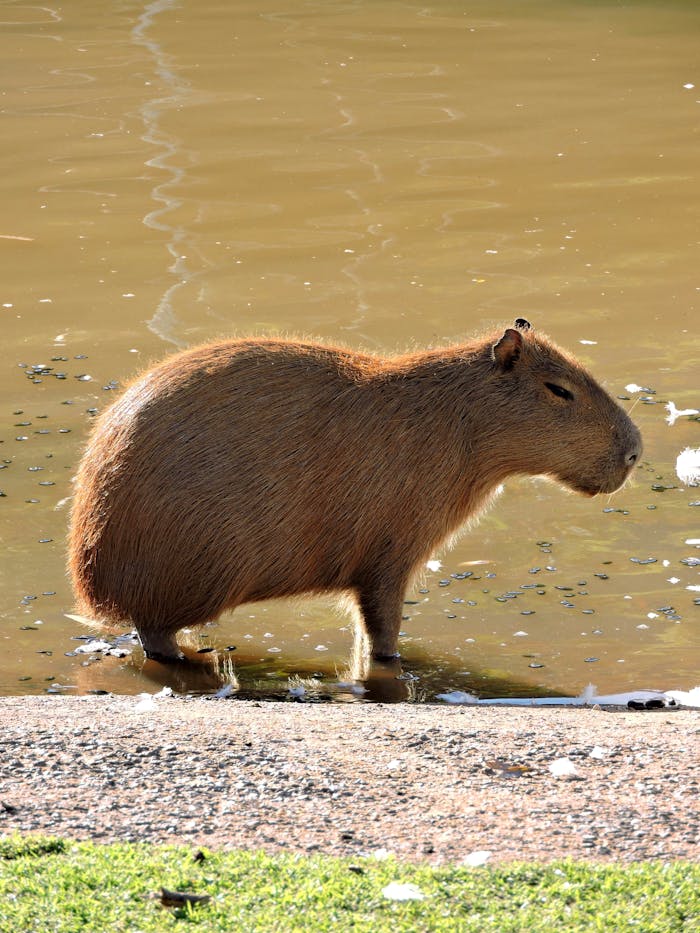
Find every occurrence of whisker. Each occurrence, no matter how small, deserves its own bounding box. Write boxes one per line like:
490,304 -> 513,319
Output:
627,394 -> 643,415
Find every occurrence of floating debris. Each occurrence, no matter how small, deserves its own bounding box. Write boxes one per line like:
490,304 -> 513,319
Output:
666,401 -> 700,425
676,447 -> 700,486
435,690 -> 477,704
213,683 -> 236,699
435,684 -> 698,707
628,698 -> 663,710
72,640 -> 113,655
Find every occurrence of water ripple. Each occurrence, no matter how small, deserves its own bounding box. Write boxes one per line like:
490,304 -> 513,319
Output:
132,0 -> 199,347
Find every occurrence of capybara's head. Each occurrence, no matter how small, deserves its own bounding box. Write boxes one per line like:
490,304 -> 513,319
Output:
488,320 -> 642,496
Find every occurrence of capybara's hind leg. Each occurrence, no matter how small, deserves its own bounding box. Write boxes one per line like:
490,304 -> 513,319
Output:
137,627 -> 184,663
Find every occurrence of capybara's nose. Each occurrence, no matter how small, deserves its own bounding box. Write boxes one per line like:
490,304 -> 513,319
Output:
626,438 -> 642,466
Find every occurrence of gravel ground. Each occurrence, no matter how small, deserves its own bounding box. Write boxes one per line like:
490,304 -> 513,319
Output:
0,696 -> 697,864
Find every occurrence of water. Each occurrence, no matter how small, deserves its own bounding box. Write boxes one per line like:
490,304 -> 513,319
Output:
1,0 -> 698,701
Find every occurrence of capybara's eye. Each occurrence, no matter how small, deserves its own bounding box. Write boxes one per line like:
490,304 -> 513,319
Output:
545,381 -> 574,402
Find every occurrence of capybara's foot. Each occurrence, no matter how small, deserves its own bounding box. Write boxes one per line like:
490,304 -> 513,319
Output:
144,648 -> 185,663
139,631 -> 183,663
372,651 -> 402,662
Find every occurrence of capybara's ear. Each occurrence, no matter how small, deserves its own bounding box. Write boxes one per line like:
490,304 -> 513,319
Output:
514,317 -> 531,331
492,328 -> 523,370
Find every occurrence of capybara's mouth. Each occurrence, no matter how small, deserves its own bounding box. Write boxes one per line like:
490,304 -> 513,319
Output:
582,475 -> 631,497
570,477 -> 625,497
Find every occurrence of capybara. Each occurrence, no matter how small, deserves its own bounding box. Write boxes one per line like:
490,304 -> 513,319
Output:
68,319 -> 642,662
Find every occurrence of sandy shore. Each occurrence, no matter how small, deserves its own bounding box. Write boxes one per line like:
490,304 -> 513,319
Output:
0,696 -> 697,864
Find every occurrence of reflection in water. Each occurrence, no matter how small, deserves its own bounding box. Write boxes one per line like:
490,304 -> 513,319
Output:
132,0 -> 201,347
68,633 -> 572,704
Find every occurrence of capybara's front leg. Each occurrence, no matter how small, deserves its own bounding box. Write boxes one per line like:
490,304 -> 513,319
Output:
138,627 -> 184,663
356,583 -> 406,660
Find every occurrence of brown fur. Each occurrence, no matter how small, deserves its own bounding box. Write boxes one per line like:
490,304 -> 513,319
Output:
68,323 -> 642,662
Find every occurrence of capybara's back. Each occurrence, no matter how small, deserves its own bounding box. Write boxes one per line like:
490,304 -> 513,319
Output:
69,322 -> 642,661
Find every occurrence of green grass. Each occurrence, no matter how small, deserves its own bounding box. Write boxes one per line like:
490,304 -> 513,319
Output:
0,836 -> 697,932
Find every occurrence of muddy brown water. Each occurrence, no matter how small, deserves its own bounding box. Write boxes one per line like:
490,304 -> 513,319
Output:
1,0 -> 698,701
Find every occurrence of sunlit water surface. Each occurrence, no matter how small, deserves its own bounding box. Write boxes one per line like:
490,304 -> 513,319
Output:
1,0 -> 698,701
